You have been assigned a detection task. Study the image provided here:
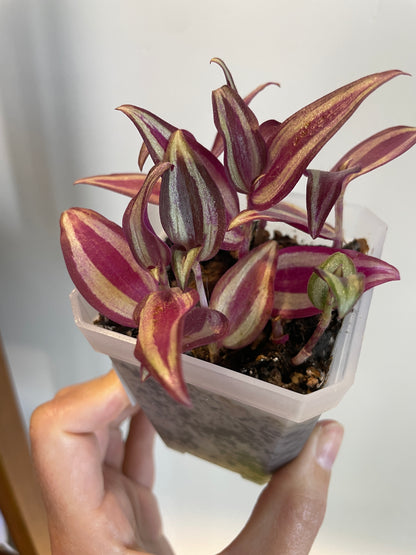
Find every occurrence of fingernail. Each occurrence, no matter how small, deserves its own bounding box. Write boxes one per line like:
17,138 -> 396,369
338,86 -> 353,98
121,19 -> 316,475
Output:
315,420 -> 344,471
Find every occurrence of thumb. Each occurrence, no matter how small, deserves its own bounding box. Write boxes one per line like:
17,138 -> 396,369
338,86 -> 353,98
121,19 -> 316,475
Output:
220,420 -> 344,555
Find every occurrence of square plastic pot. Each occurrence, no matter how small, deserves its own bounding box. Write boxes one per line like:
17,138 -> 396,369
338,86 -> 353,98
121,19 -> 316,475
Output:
70,200 -> 387,484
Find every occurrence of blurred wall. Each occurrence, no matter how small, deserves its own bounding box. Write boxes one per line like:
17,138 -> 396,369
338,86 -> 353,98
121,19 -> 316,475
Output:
1,1 -> 415,553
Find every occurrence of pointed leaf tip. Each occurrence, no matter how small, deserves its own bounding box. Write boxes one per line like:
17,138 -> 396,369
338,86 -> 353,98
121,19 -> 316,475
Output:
117,104 -> 177,164
274,246 -> 400,319
210,58 -> 237,91
134,288 -> 198,406
250,69 -> 408,210
74,173 -> 161,202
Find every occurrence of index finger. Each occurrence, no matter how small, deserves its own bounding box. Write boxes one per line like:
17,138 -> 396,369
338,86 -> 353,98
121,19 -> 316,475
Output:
30,370 -> 136,513
49,369 -> 135,433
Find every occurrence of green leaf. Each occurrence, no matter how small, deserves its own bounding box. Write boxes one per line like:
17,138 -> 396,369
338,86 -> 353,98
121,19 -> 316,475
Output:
273,246 -> 400,318
314,268 -> 365,318
307,252 -> 358,310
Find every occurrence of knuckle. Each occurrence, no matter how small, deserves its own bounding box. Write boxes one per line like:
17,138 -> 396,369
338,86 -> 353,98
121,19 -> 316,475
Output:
29,399 -> 59,443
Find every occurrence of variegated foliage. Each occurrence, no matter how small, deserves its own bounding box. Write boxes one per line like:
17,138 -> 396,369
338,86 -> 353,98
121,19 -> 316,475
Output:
61,59 -> 413,404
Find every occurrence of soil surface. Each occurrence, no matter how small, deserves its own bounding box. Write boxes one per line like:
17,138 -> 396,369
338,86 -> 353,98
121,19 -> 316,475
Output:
95,230 -> 367,395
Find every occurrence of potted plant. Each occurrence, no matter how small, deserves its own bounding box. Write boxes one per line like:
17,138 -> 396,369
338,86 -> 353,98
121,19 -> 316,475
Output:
61,59 -> 415,483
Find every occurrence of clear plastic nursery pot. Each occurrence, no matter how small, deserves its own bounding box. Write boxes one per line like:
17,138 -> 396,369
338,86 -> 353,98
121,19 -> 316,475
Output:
70,200 -> 387,484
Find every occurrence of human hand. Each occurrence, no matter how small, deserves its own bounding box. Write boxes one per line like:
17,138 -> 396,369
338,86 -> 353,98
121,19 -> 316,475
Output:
219,418 -> 344,554
30,371 -> 343,555
30,370 -> 174,554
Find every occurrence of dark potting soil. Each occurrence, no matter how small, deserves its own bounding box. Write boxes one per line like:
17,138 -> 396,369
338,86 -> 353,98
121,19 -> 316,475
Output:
95,231 -> 368,395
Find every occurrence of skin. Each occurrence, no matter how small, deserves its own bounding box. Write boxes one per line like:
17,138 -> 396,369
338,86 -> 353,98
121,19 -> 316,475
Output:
30,370 -> 343,555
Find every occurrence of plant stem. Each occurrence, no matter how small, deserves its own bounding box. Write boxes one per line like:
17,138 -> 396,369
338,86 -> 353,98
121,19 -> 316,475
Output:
193,262 -> 208,307
237,222 -> 254,258
157,267 -> 170,289
208,342 -> 220,364
333,192 -> 345,248
291,301 -> 334,366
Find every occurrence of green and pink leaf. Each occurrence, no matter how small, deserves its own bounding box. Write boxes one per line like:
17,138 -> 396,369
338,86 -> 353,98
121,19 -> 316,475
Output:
313,267 -> 365,319
273,246 -> 400,318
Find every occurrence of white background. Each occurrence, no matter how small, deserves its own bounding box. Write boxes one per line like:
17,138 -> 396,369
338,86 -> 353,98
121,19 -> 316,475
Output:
1,1 -> 415,553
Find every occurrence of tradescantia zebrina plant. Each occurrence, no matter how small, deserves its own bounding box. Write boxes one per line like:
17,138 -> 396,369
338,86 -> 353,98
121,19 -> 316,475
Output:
60,58 -> 416,406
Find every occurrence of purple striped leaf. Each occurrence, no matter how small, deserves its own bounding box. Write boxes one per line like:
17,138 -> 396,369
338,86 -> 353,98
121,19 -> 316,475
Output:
75,173 -> 161,203
182,306 -> 229,350
122,163 -> 172,277
195,159 -> 243,249
244,82 -> 280,106
331,125 -> 416,185
249,70 -> 407,210
117,104 -> 177,164
259,119 -> 282,150
210,57 -> 238,91
134,287 -> 199,406
175,129 -> 243,250
210,241 -> 279,349
306,166 -> 360,239
210,58 -> 278,157
138,142 -> 150,170
211,85 -> 280,158
212,84 -> 267,194
160,130 -> 227,261
273,246 -> 400,318
60,208 -> 158,327
229,201 -> 336,240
